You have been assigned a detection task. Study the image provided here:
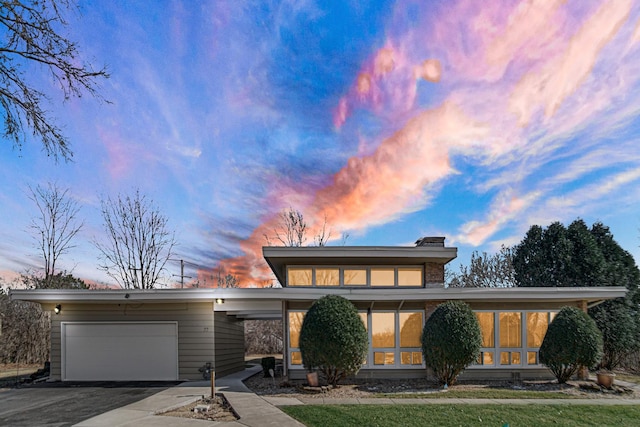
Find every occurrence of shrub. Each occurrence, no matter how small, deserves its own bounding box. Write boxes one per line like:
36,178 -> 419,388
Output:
539,306 -> 603,383
421,301 -> 482,385
299,295 -> 368,386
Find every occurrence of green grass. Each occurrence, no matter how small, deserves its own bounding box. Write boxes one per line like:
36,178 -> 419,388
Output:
282,404 -> 640,427
379,389 -> 579,399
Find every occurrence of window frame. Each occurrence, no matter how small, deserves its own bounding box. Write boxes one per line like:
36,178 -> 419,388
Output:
285,265 -> 424,288
472,310 -> 557,369
286,309 -> 425,370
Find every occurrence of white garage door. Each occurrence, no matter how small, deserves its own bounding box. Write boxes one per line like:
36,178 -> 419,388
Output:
62,322 -> 178,381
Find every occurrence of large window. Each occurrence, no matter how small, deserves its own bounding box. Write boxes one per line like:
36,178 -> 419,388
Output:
286,266 -> 423,287
475,310 -> 557,368
287,309 -> 424,369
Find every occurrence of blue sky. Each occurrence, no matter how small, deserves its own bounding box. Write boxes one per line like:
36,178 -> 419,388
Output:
1,0 -> 639,287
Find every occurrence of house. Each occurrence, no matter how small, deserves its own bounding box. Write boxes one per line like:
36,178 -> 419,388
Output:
10,238 -> 626,382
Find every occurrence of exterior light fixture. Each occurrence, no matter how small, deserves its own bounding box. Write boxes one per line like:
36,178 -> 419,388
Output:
215,298 -> 224,304
54,304 -> 62,314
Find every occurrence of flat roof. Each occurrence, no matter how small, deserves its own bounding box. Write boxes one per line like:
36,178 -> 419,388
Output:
263,245 -> 458,285
11,286 -> 626,305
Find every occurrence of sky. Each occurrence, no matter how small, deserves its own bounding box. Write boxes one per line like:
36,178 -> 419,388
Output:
1,0 -> 640,288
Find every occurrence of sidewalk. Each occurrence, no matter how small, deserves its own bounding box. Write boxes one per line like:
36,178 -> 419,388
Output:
74,366 -> 304,427
75,369 -> 640,427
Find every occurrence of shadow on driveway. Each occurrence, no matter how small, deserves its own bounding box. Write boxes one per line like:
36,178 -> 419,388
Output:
0,381 -> 181,427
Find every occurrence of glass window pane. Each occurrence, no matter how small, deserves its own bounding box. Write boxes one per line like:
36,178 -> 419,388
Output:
400,312 -> 423,347
499,312 -> 521,348
359,312 -> 368,330
289,312 -> 305,348
291,351 -> 302,365
528,351 -> 538,365
500,351 -> 511,365
371,268 -> 394,286
398,268 -> 422,286
512,351 -> 521,365
288,268 -> 312,286
401,351 -> 412,365
372,312 -> 395,348
316,268 -> 339,286
412,352 -> 422,364
527,312 -> 549,348
476,312 -> 495,348
483,352 -> 494,365
344,269 -> 367,286
373,352 -> 395,365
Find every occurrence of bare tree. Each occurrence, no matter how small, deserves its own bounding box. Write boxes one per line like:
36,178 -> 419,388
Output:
0,0 -> 108,160
448,246 -> 516,288
28,182 -> 83,288
268,207 -> 307,247
313,214 -> 332,246
216,270 -> 239,288
95,190 -> 176,289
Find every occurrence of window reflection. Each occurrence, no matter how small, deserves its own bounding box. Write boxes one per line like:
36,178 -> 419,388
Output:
316,268 -> 339,286
499,312 -> 521,348
399,312 -> 423,347
476,312 -> 495,348
372,312 -> 395,348
288,268 -> 312,286
526,312 -> 549,348
344,269 -> 367,286
288,312 -> 304,348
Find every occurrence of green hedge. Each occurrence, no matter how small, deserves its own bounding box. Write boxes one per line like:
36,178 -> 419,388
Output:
299,295 -> 368,386
539,306 -> 603,383
421,301 -> 481,385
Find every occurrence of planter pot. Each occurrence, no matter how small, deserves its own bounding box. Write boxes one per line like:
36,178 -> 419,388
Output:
306,372 -> 319,387
596,372 -> 615,389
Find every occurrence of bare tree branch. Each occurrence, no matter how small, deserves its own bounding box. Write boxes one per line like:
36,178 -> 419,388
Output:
27,182 -> 83,288
0,0 -> 109,161
95,190 -> 176,289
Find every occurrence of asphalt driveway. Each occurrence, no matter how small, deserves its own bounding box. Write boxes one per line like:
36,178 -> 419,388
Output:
0,382 -> 179,427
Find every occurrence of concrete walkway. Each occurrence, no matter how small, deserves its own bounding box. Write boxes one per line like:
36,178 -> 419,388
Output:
74,366 -> 304,427
75,369 -> 640,427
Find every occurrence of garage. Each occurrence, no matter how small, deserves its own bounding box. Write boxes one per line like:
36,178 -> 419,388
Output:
61,322 -> 178,381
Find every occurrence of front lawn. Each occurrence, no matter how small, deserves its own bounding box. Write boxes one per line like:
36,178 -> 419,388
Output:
379,388 -> 581,399
282,404 -> 640,427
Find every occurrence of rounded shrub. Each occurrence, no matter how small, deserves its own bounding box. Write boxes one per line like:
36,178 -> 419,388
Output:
539,306 -> 603,383
299,295 -> 368,386
421,301 -> 482,385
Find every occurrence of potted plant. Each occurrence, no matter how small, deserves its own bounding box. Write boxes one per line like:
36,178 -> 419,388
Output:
306,370 -> 319,387
596,370 -> 615,389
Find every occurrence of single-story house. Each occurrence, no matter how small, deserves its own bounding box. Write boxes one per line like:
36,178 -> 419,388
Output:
11,237 -> 626,382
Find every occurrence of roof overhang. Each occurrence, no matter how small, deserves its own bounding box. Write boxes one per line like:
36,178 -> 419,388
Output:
11,286 -> 626,319
263,245 -> 458,285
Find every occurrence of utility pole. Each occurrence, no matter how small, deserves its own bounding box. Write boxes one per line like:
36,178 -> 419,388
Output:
172,259 -> 192,288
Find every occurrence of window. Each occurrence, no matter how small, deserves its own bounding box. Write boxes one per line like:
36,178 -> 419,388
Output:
288,268 -> 312,286
288,312 -> 305,365
398,267 -> 422,286
316,268 -> 339,286
473,310 -> 557,368
286,266 -> 424,287
371,268 -> 394,287
344,269 -> 367,286
287,309 -> 425,369
499,312 -> 521,348
399,312 -> 423,365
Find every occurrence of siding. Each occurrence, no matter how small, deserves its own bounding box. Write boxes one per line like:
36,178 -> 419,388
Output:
214,312 -> 245,377
49,302 -> 215,381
